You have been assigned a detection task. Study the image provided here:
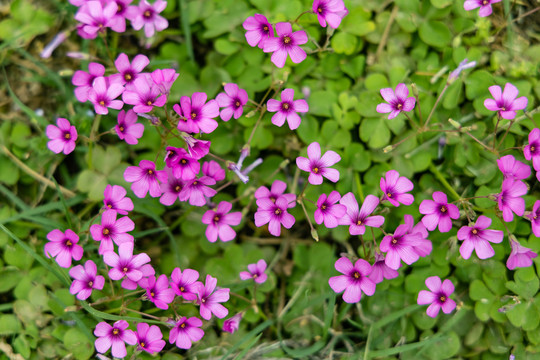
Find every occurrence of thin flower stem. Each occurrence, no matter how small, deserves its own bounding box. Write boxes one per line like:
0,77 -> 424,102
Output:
464,131 -> 493,153
423,83 -> 449,129
293,10 -> 312,24
403,112 -> 418,130
89,290 -> 145,306
123,307 -> 162,320
298,199 -> 315,234
207,152 -> 228,164
230,292 -> 252,304
492,113 -> 501,151
372,5 -> 398,65
216,181 -> 233,193
246,106 -> 267,149
104,264 -> 115,298
497,119 -> 514,149
428,164 -> 461,201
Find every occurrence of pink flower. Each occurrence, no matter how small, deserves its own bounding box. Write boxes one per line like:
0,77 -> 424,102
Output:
103,185 -> 133,215
88,76 -> 124,115
526,200 -> 540,237
417,276 -> 456,318
339,193 -> 385,235
75,1 -> 121,36
94,320 -> 137,358
328,257 -> 376,303
242,14 -> 274,49
254,196 -> 295,236
457,215 -> 503,259
380,170 -> 414,207
150,68 -> 179,95
124,160 -> 168,198
196,275 -> 230,320
312,0 -> 348,29
135,323 -> 165,354
139,274 -> 175,310
169,317 -> 204,350
69,260 -> 105,300
44,229 -> 82,268
179,176 -> 217,206
159,169 -> 186,206
524,128 -> 540,171
222,313 -> 243,334
296,142 -> 340,185
263,22 -> 308,68
239,259 -> 267,284
484,83 -> 528,119
404,214 -> 432,257
497,155 -> 531,180
201,201 -> 242,242
170,268 -> 201,301
507,238 -> 538,270
497,179 -> 527,222
314,191 -> 347,228
202,160 -> 225,182
165,147 -> 200,181
103,242 -> 154,290
109,0 -> 132,33
368,252 -> 399,284
267,88 -> 309,130
376,83 -> 416,120
173,92 -> 220,134
464,0 -> 501,17
90,209 -> 135,255
181,135 -> 211,160
111,53 -> 149,87
419,191 -> 459,232
216,83 -> 248,121
123,77 -> 167,113
379,224 -> 420,270
254,180 -> 296,208
115,109 -> 144,145
46,118 -> 77,155
127,0 -> 168,37
72,62 -> 105,102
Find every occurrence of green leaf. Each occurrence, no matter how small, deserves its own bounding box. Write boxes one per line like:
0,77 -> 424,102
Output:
360,118 -> 390,149
331,32 -> 358,55
0,314 -> 21,335
418,21 -> 452,48
470,280 -> 494,301
64,328 -> 94,360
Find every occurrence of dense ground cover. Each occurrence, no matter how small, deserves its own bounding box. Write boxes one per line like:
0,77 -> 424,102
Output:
0,0 -> 539,358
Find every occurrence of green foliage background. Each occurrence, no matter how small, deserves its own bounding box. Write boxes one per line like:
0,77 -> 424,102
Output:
0,0 -> 539,358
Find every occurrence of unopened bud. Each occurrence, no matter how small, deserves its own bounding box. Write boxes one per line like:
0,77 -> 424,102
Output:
311,228 -> 319,242
411,83 -> 419,98
448,119 -> 461,129
245,110 -> 257,118
383,145 -> 394,153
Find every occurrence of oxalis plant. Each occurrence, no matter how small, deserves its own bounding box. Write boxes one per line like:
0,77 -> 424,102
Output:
0,0 -> 539,359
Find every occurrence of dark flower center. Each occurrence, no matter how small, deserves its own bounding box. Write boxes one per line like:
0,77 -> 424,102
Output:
180,323 -> 186,328
64,133 -> 71,139
391,237 -> 397,244
107,204 -> 113,208
439,295 -> 447,302
317,7 -> 323,13
482,0 -> 488,4
353,271 -> 360,279
117,4 -> 124,13
181,159 -> 187,164
124,73 -> 132,81
274,209 -> 282,215
147,169 -> 154,175
356,219 -> 363,225
175,185 -> 181,192
143,10 -> 152,18
270,196 -> 276,203
103,228 -> 110,235
191,112 -> 197,119
88,281 -> 93,287
321,204 -> 327,210
146,100 -> 153,106
472,229 -> 478,235
501,106 -> 506,111
99,100 -> 106,106
150,291 -> 155,297
119,126 -> 125,132
313,167 -> 319,173
387,192 -> 392,198
123,267 -> 129,273
140,342 -> 146,348
65,240 -> 73,246
263,25 -> 269,32
112,328 -> 119,335
193,180 -> 198,185
531,146 -> 536,152
283,36 -> 291,44
180,286 -> 185,292
253,274 -> 258,278
235,100 -> 241,107
214,215 -> 220,222
440,206 -> 447,213
397,103 -> 403,110
282,103 -> 290,110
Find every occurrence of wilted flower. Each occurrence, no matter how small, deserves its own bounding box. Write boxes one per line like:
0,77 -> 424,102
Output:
222,313 -> 243,334
507,238 -> 538,270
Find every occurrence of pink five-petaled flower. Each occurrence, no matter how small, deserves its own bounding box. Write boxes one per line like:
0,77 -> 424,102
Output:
380,170 -> 414,207
128,0 -> 168,37
368,252 -> 399,284
75,1 -> 120,36
69,260 -> 105,300
376,83 -> 416,120
124,159 -> 167,198
242,14 -> 274,49
103,184 -> 134,215
339,193 -> 385,235
497,154 -> 531,180
507,238 -> 538,270
484,83 -> 528,120
169,317 -> 204,350
170,268 -> 200,301
201,201 -> 242,243
419,191 -> 460,233
135,323 -> 165,354
90,209 -> 135,255
263,22 -> 308,68
328,257 -> 376,303
72,62 -> 105,102
216,83 -> 248,121
179,176 -> 217,206
203,160 -> 226,182
46,118 -> 78,155
254,180 -> 296,208
239,259 -> 267,284
464,0 -> 501,17
183,135 -> 211,160
497,178 -> 527,222
526,200 -> 540,237
159,169 -> 185,206
111,53 -> 149,87
165,147 -> 200,181
417,276 -> 456,318
44,229 -> 82,268
109,0 -> 132,33
196,275 -> 230,320
267,88 -> 309,130
88,76 -> 124,115
150,68 -> 179,95
222,312 -> 243,334
404,214 -> 432,257
314,191 -> 347,228
123,77 -> 166,113
379,224 -> 420,270
296,142 -> 340,185
457,215 -> 503,260
524,128 -> 540,171
103,242 -> 154,290
312,0 -> 348,29
139,274 -> 175,310
94,320 -> 137,358
173,92 -> 220,134
254,196 -> 295,236
116,109 -> 144,145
